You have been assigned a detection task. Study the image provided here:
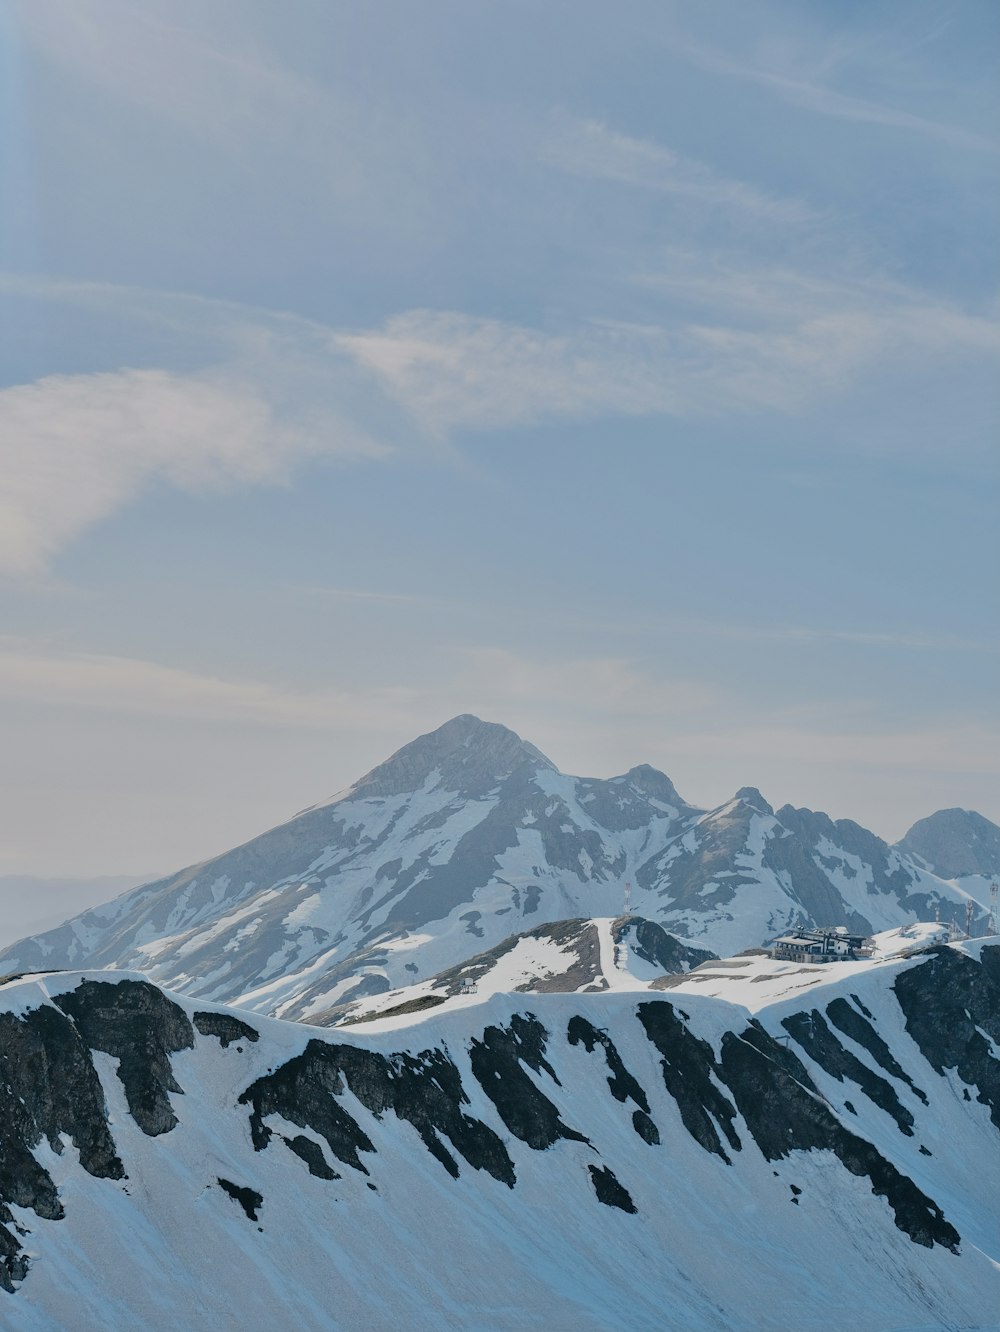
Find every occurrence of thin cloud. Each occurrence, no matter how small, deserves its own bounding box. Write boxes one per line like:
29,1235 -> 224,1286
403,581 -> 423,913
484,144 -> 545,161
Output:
291,583 -> 997,657
665,31 -> 995,154
0,640 -> 418,731
0,367 -> 384,575
540,117 -> 814,224
5,270 -> 997,576
337,286 -> 999,437
0,640 -> 718,740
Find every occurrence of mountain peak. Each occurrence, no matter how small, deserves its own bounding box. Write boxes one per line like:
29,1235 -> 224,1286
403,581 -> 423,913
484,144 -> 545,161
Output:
896,807 -> 1000,879
733,786 -> 774,816
623,764 -> 691,809
351,715 -> 555,799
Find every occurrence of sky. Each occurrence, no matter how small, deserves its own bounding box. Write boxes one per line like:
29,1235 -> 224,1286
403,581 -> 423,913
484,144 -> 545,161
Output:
1,0 -> 998,887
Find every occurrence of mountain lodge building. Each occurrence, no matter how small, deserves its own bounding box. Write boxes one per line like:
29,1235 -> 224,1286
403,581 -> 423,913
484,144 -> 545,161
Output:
769,927 -> 872,963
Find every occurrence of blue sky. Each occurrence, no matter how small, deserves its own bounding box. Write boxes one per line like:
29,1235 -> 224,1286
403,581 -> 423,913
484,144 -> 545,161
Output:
1,0 -> 998,877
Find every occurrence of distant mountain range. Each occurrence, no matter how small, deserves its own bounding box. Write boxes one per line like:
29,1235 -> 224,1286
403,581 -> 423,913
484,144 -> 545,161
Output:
1,715 -> 996,1023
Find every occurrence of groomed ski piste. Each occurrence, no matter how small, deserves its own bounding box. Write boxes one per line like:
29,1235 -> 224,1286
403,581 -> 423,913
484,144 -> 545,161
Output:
1,933 -> 998,1332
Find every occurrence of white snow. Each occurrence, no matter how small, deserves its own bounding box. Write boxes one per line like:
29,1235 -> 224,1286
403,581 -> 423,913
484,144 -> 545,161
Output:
1,950 -> 998,1331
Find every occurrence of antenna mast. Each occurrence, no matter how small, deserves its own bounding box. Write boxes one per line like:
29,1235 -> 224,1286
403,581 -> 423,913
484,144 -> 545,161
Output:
990,881 -> 998,937
617,881 -> 633,973
965,898 -> 975,939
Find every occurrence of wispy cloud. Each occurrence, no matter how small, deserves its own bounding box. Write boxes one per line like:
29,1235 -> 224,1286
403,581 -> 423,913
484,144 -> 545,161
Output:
540,117 -> 814,223
664,30 -> 996,154
0,366 -> 384,575
0,639 -> 418,731
337,285 -> 999,437
5,263 -> 996,576
0,640 -> 719,751
13,0 -> 348,154
293,582 -> 998,657
7,636 -> 992,780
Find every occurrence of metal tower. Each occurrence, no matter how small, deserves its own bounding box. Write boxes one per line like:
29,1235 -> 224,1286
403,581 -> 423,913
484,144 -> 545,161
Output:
618,881 -> 633,972
990,880 -> 998,937
965,898 -> 975,939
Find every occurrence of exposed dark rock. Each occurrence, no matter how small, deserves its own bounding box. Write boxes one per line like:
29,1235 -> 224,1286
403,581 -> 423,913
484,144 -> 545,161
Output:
283,1135 -> 340,1180
217,1178 -> 263,1221
240,1039 -> 516,1185
241,1046 -> 371,1174
193,1011 -> 259,1048
825,996 -> 927,1104
980,943 -> 1000,991
637,1001 -> 741,1163
427,919 -> 603,999
54,980 -> 194,1136
588,1164 -> 637,1213
567,1015 -> 648,1109
735,788 -> 773,816
782,1010 -> 916,1135
469,1014 -> 588,1152
612,918 -> 717,974
0,1000 -> 126,1289
893,947 -> 1000,1130
0,1207 -> 29,1293
632,1110 -> 660,1145
717,1022 -> 960,1252
342,994 -> 446,1025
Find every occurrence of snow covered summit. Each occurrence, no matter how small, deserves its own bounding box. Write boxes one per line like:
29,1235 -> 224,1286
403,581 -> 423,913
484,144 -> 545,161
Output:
0,715 -> 995,1023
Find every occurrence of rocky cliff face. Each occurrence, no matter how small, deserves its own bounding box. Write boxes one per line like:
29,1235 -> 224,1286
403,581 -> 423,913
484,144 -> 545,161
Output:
0,945 -> 997,1329
0,716 -> 995,1025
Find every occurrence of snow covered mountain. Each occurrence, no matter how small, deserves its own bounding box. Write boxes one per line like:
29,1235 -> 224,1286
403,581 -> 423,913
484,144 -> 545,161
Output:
896,807 -> 1000,881
334,915 -> 718,1027
0,941 -> 998,1330
0,715 -> 994,1023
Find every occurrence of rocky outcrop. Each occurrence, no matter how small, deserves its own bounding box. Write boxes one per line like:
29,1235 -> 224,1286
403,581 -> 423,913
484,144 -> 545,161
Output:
240,1038 -> 517,1185
54,980 -> 194,1135
0,999 -> 125,1290
894,945 -> 1000,1129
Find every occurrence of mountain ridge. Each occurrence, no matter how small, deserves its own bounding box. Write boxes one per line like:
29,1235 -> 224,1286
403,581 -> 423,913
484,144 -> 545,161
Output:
0,943 -> 997,1329
0,715 -> 995,1025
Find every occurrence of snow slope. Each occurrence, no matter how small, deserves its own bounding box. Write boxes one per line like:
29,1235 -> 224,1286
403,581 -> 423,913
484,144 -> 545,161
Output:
0,942 -> 998,1331
335,915 -> 716,1027
0,716 -> 995,1023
